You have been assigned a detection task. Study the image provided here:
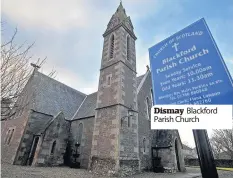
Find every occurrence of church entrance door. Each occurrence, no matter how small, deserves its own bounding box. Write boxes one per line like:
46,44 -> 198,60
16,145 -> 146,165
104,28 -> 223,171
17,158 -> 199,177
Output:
175,139 -> 181,171
28,136 -> 39,165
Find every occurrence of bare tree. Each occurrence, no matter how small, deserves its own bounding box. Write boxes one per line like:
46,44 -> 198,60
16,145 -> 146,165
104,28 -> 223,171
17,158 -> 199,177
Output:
210,137 -> 224,159
1,25 -> 56,121
210,129 -> 233,159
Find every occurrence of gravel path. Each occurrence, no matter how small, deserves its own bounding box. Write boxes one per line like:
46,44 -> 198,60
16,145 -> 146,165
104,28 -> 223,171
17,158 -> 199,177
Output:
1,163 -> 232,178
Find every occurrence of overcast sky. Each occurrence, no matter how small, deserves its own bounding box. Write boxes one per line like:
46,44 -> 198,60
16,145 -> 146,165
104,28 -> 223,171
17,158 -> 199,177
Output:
2,0 -> 233,148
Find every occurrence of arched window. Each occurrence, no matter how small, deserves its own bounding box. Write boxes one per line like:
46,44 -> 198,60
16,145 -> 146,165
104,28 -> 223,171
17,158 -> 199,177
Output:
151,89 -> 154,105
146,97 -> 150,119
110,35 -> 114,59
128,116 -> 131,127
6,129 -> 15,145
143,138 -> 146,152
127,36 -> 130,60
77,123 -> 83,144
4,129 -> 11,144
51,140 -> 56,155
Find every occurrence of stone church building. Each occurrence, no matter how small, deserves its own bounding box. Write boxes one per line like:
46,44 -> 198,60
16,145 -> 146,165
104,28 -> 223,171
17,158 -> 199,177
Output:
1,2 -> 185,176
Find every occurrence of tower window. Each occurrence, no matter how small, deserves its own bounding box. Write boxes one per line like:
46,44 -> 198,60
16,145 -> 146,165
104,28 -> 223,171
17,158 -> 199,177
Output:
110,35 -> 115,59
50,140 -> 56,155
106,74 -> 112,86
146,97 -> 150,119
127,36 -> 130,60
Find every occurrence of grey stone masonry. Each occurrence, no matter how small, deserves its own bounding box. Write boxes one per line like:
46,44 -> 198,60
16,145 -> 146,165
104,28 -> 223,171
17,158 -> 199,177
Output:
33,112 -> 70,166
70,117 -> 95,168
90,2 -> 139,176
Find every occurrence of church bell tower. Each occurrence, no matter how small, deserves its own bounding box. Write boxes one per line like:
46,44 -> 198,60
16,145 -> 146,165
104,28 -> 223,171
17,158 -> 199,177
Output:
90,2 -> 139,176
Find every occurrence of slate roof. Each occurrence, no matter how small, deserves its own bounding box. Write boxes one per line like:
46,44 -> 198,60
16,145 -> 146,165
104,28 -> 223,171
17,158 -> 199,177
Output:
136,74 -> 145,87
182,144 -> 193,151
74,92 -> 97,119
31,70 -> 86,119
72,74 -> 146,120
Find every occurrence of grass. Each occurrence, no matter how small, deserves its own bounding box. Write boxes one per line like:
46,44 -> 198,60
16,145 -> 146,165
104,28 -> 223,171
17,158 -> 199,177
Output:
187,166 -> 233,171
216,167 -> 233,171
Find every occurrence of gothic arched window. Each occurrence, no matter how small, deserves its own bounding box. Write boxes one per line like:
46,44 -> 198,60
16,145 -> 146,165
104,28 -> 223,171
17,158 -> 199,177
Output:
127,36 -> 130,60
5,129 -> 11,144
110,35 -> 115,59
143,138 -> 146,152
128,115 -> 131,127
77,123 -> 83,144
51,140 -> 56,155
5,128 -> 15,145
146,97 -> 150,119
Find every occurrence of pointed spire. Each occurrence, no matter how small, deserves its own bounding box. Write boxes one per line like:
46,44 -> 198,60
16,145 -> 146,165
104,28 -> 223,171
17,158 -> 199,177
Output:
103,1 -> 136,39
116,0 -> 127,21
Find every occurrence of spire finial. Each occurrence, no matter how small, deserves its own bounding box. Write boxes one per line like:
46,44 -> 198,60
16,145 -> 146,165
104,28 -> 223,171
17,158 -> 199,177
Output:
120,0 -> 123,6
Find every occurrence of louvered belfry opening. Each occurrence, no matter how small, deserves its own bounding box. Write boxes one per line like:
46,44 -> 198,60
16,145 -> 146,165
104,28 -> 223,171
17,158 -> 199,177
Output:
110,35 -> 114,59
127,36 -> 130,60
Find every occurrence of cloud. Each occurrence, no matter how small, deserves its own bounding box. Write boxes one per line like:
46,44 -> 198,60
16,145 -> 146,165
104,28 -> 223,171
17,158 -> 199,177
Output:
2,0 -> 164,32
136,33 -> 169,76
40,62 -> 98,95
2,0 -> 92,31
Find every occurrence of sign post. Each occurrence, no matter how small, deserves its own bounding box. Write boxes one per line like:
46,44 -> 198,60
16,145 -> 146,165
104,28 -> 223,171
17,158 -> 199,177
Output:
193,130 -> 218,178
149,18 -> 233,178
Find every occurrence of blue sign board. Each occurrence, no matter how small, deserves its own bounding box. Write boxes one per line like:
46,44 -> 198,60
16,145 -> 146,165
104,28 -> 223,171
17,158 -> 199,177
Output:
149,18 -> 233,105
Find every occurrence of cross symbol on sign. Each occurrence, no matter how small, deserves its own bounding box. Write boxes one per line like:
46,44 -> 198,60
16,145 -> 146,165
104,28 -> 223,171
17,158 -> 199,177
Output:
172,42 -> 179,52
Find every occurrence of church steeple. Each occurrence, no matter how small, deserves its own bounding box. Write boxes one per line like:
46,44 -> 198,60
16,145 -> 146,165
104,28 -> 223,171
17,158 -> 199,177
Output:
115,1 -> 127,21
90,2 -> 139,175
103,2 -> 136,39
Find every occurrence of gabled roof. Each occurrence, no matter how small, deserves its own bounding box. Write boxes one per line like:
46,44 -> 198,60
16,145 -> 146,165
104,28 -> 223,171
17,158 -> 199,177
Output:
182,144 -> 193,151
73,92 -> 97,120
30,70 -> 86,119
136,74 -> 145,87
72,74 -> 147,121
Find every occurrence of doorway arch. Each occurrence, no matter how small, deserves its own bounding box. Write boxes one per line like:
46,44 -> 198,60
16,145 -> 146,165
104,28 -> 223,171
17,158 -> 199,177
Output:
175,138 -> 181,171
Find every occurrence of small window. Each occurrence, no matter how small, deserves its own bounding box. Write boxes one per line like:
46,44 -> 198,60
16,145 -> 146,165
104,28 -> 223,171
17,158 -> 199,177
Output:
128,116 -> 131,127
146,97 -> 150,119
77,123 -> 83,144
4,129 -> 11,144
110,35 -> 115,59
107,76 -> 111,85
121,119 -> 124,127
106,74 -> 112,86
6,129 -> 15,145
127,36 -> 130,60
143,138 -> 146,153
51,140 -> 56,155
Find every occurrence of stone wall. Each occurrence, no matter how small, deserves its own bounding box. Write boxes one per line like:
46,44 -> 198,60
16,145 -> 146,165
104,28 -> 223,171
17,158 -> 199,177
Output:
14,110 -> 53,165
33,112 -> 70,166
1,69 -> 86,165
1,116 -> 26,165
185,158 -> 233,168
137,72 -> 154,170
157,130 -> 185,172
70,117 -> 94,168
1,71 -> 37,165
90,106 -> 120,175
